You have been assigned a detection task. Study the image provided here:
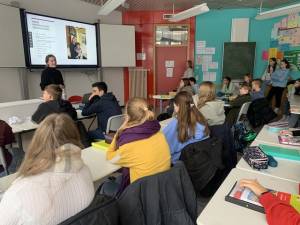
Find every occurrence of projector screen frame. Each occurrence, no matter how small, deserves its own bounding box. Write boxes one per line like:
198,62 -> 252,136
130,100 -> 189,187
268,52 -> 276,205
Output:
20,10 -> 100,69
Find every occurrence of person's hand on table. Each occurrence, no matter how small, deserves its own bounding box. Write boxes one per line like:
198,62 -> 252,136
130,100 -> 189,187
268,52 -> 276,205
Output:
239,179 -> 268,197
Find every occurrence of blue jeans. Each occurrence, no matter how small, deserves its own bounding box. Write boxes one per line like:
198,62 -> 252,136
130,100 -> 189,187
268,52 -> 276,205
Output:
88,128 -> 105,140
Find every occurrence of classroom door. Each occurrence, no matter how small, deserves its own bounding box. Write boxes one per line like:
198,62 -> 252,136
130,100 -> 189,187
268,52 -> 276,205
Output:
155,46 -> 188,94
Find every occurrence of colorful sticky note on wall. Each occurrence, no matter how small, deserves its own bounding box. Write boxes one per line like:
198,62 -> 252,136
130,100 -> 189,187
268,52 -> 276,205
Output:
269,48 -> 278,58
277,51 -> 284,60
262,50 -> 269,61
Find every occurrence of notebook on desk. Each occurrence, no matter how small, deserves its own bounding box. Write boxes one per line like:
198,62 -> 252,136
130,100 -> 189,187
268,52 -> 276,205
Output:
259,144 -> 300,161
92,140 -> 110,151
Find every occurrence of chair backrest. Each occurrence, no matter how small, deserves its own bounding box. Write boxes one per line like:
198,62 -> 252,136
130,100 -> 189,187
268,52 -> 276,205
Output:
82,93 -> 91,104
106,114 -> 125,134
68,96 -> 83,104
236,102 -> 251,122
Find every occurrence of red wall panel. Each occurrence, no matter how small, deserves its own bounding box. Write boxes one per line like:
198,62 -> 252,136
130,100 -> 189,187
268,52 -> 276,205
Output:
122,11 -> 195,103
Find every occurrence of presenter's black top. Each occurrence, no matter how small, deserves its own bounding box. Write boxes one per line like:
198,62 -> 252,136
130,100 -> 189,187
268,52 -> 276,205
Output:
40,67 -> 64,90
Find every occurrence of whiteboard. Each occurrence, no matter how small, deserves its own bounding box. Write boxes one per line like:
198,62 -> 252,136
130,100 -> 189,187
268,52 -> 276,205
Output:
0,4 -> 25,67
99,24 -> 136,67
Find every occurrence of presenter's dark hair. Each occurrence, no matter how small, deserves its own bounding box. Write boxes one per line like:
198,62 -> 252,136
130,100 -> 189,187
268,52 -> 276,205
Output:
45,54 -> 57,64
92,82 -> 107,93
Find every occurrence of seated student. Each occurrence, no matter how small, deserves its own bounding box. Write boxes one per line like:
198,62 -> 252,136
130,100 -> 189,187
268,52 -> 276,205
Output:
251,79 -> 265,101
240,179 -> 300,225
226,83 -> 251,126
178,78 -> 194,96
193,81 -> 225,126
106,97 -> 171,183
166,78 -> 194,116
244,73 -> 252,87
189,77 -> 199,94
281,79 -> 300,127
82,82 -> 122,140
32,84 -> 77,123
0,114 -> 94,225
163,91 -> 209,164
217,76 -> 235,97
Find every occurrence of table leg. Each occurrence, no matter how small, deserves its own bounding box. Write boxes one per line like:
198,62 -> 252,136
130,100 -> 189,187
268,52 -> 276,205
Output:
0,146 -> 8,175
16,133 -> 24,152
159,100 -> 163,113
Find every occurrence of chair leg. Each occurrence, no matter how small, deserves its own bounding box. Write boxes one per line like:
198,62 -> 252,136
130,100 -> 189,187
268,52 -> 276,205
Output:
0,146 -> 8,175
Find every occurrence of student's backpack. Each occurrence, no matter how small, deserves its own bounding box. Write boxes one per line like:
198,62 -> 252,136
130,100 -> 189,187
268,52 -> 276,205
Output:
233,122 -> 256,153
247,98 -> 277,128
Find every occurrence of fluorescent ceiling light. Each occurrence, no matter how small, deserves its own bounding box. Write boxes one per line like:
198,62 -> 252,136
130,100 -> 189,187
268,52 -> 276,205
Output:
168,3 -> 209,22
98,0 -> 126,16
256,3 -> 300,20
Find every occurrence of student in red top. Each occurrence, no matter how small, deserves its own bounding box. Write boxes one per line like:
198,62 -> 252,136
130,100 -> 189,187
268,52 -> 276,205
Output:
240,179 -> 300,225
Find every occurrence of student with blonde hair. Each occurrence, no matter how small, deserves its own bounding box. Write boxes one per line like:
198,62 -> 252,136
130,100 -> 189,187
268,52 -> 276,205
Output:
163,91 -> 209,163
107,97 -> 171,183
0,114 -> 94,225
194,81 -> 225,126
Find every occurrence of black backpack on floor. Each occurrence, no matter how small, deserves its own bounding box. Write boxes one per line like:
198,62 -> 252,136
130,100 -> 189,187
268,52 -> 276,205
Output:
247,98 -> 277,128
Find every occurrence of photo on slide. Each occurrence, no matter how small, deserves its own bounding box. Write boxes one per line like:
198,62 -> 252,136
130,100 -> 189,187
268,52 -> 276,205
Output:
66,26 -> 88,60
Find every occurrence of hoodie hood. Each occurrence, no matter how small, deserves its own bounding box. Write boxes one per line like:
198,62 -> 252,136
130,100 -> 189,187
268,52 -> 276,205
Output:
200,100 -> 225,126
101,92 -> 118,102
205,101 -> 225,116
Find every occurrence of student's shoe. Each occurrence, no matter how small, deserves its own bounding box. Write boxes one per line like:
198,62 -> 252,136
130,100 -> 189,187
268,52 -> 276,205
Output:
274,108 -> 279,114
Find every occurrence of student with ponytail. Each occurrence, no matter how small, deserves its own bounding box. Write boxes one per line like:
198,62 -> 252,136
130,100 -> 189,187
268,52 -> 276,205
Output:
106,97 -> 171,183
162,91 -> 209,163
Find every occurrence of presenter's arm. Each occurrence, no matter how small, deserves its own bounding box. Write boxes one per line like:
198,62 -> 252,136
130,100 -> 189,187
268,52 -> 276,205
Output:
57,70 -> 65,87
40,70 -> 49,91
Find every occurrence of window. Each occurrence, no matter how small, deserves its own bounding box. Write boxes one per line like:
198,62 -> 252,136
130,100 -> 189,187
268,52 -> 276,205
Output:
155,25 -> 189,46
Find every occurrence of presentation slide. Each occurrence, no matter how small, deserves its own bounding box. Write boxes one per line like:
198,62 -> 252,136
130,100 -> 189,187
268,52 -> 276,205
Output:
26,13 -> 98,67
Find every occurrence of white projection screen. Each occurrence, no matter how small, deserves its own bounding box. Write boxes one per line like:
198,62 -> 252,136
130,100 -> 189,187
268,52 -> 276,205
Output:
99,24 -> 136,67
24,12 -> 98,68
0,4 -> 25,67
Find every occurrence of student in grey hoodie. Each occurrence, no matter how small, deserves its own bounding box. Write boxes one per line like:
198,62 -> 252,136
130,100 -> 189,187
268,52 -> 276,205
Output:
193,81 -> 225,126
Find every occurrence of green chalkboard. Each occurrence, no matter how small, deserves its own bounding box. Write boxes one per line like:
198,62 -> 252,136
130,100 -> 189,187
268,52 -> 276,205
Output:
222,42 -> 256,80
284,50 -> 300,71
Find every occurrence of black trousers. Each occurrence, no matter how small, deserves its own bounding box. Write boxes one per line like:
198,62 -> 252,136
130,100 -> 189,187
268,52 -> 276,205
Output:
267,86 -> 285,108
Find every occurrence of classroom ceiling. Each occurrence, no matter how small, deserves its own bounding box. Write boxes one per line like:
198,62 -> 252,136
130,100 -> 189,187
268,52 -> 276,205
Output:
81,0 -> 300,11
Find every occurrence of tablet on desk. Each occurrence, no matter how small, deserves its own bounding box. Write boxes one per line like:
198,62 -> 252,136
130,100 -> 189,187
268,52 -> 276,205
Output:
225,181 -> 265,213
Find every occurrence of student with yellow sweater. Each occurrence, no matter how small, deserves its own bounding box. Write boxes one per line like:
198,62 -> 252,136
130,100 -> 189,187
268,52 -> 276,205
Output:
106,97 -> 171,183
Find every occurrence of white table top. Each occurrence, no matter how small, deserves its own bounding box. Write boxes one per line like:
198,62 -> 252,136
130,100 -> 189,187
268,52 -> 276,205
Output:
197,168 -> 299,225
81,147 -> 120,182
0,146 -> 120,193
254,125 -> 300,150
0,99 -> 43,108
8,109 -> 90,134
237,140 -> 300,183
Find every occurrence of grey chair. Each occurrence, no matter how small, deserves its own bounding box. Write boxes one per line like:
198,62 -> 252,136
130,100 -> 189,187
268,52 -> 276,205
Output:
106,115 -> 126,134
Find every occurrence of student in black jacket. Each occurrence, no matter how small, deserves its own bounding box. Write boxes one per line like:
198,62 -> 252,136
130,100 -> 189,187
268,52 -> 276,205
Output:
82,82 -> 122,140
226,82 -> 251,127
32,85 -> 77,123
40,54 -> 64,91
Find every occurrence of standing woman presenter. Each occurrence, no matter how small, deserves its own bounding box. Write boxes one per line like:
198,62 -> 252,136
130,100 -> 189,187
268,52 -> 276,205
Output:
40,55 -> 65,97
